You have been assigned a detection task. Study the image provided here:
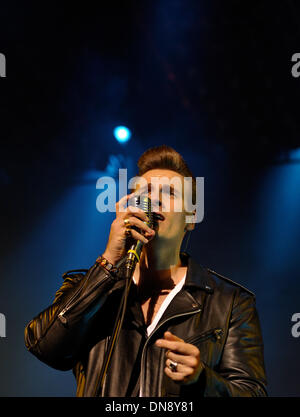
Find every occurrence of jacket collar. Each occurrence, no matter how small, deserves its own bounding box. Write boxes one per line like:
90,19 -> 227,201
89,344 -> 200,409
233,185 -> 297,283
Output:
149,253 -> 214,329
110,252 -> 215,333
181,252 -> 214,294
111,252 -> 214,294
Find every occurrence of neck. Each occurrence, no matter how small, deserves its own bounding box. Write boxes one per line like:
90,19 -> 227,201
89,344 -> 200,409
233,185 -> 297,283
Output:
133,241 -> 186,295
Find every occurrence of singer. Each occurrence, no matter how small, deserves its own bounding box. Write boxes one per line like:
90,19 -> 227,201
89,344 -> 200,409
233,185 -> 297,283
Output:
24,145 -> 267,397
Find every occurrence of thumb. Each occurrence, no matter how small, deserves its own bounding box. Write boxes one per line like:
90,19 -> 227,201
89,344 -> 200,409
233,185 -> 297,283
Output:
164,331 -> 184,342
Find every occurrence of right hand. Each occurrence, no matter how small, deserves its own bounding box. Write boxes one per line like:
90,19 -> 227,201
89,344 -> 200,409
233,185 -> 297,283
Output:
102,193 -> 155,266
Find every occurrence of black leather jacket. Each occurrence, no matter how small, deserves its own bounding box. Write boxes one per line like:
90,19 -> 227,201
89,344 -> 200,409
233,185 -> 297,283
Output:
24,253 -> 267,397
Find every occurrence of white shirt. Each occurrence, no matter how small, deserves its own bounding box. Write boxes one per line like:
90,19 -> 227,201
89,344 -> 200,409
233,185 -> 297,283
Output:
132,274 -> 186,336
144,274 -> 186,336
132,273 -> 187,397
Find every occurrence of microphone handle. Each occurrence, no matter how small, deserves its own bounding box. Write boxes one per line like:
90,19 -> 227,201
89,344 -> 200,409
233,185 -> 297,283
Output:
124,195 -> 153,279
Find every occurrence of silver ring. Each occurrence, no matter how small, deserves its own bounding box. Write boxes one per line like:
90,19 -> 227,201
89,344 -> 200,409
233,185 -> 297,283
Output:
169,360 -> 178,373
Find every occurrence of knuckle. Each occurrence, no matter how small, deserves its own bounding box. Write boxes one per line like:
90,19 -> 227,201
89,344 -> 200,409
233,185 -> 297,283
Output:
189,357 -> 197,367
190,345 -> 199,356
128,205 -> 138,213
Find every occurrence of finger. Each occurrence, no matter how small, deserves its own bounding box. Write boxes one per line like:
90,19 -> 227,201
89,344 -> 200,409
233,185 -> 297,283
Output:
126,205 -> 150,222
130,228 -> 152,244
164,366 -> 189,382
127,187 -> 150,208
164,331 -> 184,342
166,351 -> 199,368
126,216 -> 154,235
127,205 -> 149,222
165,359 -> 194,376
155,339 -> 199,356
116,192 -> 135,213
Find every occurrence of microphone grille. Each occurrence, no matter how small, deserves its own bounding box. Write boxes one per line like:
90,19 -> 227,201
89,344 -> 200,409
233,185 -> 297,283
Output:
135,195 -> 153,228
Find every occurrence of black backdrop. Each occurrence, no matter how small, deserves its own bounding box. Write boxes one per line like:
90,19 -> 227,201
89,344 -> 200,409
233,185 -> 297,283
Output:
0,0 -> 300,396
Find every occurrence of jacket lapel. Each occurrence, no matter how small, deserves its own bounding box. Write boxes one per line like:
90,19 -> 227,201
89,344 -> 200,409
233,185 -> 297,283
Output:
153,253 -> 214,330
107,253 -> 215,333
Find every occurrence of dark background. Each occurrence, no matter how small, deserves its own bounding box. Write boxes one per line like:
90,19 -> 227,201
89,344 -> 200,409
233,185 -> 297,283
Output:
0,0 -> 299,396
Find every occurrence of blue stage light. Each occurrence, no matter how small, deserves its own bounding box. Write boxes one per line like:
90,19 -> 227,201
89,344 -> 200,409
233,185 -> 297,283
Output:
113,126 -> 131,143
290,147 -> 300,161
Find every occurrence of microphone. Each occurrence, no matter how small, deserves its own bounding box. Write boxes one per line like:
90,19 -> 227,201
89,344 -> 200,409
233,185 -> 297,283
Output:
124,195 -> 154,279
96,195 -> 155,394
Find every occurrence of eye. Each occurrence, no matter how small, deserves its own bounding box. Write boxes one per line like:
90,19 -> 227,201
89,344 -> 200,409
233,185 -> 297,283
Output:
161,186 -> 175,196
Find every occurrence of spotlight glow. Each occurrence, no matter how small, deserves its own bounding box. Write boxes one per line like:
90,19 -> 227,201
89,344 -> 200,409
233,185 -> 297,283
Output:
290,147 -> 300,161
113,126 -> 131,143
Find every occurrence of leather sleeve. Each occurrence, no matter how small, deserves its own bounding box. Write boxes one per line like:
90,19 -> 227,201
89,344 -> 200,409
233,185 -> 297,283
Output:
203,290 -> 267,396
185,289 -> 267,397
24,263 -> 120,371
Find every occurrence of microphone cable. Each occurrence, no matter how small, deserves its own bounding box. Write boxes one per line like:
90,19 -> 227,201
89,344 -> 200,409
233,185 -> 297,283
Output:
95,195 -> 154,396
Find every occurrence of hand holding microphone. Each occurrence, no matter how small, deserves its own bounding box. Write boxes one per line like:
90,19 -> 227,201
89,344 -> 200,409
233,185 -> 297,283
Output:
102,192 -> 156,268
97,192 -> 157,392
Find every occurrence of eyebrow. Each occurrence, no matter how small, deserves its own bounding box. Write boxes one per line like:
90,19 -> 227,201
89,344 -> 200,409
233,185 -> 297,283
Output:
148,183 -> 179,194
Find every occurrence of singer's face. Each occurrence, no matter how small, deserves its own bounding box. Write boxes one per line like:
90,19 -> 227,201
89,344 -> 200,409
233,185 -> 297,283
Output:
140,169 -> 194,243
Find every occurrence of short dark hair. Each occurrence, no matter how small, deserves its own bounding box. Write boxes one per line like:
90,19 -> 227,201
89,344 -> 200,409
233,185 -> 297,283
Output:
137,145 -> 196,203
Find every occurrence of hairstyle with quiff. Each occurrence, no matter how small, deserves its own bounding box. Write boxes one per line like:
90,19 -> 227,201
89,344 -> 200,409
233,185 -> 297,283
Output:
137,145 -> 196,204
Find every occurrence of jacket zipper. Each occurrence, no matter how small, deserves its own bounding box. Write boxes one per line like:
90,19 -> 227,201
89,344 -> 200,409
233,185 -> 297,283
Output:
185,328 -> 224,344
58,268 -> 110,325
139,308 -> 202,397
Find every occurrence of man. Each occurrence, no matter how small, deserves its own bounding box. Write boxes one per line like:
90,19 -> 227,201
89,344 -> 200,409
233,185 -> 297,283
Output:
24,145 -> 267,397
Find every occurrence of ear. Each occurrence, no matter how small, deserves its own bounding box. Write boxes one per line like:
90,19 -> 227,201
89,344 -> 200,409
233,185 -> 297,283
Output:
184,210 -> 196,231
185,222 -> 195,232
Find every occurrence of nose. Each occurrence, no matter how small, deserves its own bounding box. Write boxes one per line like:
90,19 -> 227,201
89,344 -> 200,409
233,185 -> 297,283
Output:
146,190 -> 161,212
150,196 -> 162,212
